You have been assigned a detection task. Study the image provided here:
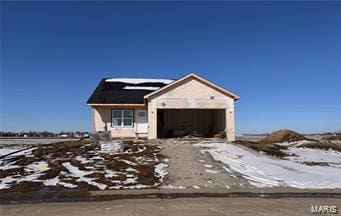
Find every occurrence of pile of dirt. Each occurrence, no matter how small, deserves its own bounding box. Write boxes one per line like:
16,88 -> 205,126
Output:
234,140 -> 290,158
260,129 -> 308,144
323,135 -> 341,141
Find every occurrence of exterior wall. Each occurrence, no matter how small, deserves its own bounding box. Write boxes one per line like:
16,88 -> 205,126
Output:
92,107 -> 147,138
91,77 -> 236,141
147,77 -> 236,141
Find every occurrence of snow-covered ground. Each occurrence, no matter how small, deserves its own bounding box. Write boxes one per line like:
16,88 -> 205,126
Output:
194,142 -> 341,189
284,147 -> 341,168
0,147 -> 35,158
0,149 -> 20,157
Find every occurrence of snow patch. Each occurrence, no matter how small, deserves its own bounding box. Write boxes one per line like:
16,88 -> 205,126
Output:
193,185 -> 200,189
155,163 -> 168,181
123,86 -> 160,91
205,169 -> 218,174
105,78 -> 173,85
194,143 -> 341,189
120,159 -> 137,166
284,147 -> 341,167
222,166 -> 232,173
0,148 -> 21,157
44,177 -> 60,186
62,162 -> 107,190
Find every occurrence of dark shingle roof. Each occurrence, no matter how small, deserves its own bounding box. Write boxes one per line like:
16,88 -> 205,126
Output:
87,78 -> 172,104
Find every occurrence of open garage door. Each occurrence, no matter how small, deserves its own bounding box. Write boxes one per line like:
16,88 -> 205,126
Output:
157,109 -> 226,138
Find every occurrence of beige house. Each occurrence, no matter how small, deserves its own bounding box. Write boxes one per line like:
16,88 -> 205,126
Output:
87,73 -> 239,141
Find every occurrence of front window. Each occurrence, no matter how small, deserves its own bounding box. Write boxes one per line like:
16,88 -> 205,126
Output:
112,110 -> 133,127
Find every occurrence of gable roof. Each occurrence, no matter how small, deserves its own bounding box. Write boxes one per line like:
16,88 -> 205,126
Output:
144,73 -> 240,100
87,78 -> 174,105
87,73 -> 239,106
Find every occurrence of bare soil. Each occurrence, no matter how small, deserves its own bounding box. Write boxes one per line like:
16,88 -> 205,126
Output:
233,140 -> 291,158
323,135 -> 341,141
0,139 -> 165,193
298,141 -> 341,152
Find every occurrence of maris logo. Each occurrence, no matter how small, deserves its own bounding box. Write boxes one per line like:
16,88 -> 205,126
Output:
311,205 -> 337,215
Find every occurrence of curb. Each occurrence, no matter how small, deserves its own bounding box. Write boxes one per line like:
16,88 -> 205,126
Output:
2,188 -> 341,204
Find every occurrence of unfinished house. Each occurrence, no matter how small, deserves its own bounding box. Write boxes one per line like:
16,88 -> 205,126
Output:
87,73 -> 239,141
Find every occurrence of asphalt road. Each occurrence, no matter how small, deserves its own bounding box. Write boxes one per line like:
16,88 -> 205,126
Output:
1,197 -> 340,216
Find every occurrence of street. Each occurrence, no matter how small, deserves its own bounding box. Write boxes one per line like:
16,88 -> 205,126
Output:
1,197 -> 340,216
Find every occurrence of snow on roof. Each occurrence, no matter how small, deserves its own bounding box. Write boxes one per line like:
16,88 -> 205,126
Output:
123,86 -> 160,91
105,78 -> 174,85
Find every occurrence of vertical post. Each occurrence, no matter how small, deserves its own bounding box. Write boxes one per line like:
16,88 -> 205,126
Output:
225,101 -> 236,142
148,100 -> 157,139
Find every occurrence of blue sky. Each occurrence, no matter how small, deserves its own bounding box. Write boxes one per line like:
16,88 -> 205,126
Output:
1,1 -> 340,134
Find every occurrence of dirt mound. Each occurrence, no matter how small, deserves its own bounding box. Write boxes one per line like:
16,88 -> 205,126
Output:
260,129 -> 308,144
234,140 -> 290,158
323,135 -> 341,141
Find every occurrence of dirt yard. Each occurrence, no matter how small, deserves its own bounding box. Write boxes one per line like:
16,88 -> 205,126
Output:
0,139 -> 167,192
1,131 -> 340,193
156,139 -> 250,189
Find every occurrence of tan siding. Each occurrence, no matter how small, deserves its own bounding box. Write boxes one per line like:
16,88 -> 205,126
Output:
93,107 -> 143,138
148,77 -> 236,141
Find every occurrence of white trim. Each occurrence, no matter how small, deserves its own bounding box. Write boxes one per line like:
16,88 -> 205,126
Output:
144,73 -> 239,100
111,109 -> 134,127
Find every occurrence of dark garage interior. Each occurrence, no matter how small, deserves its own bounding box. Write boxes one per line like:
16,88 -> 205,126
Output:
157,109 -> 226,138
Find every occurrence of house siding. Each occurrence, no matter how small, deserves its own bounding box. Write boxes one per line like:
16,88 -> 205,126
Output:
147,77 -> 236,141
93,107 -> 147,138
90,74 -> 237,141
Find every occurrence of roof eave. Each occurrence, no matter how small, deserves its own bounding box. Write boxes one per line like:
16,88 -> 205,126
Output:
144,72 -> 240,100
87,103 -> 146,107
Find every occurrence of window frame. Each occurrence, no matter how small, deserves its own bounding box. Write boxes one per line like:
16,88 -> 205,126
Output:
111,109 -> 134,128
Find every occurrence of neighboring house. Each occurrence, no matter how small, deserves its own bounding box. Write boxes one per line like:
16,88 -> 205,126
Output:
87,73 -> 239,141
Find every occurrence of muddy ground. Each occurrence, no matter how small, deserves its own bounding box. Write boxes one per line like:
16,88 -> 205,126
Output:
0,139 -> 166,193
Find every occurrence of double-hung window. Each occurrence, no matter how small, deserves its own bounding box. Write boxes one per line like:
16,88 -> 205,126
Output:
112,110 -> 133,127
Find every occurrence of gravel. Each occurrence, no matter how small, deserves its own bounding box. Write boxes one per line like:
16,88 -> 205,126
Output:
157,139 -> 250,189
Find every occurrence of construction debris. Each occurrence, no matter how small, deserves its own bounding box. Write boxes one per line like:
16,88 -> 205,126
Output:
213,131 -> 226,139
172,126 -> 204,138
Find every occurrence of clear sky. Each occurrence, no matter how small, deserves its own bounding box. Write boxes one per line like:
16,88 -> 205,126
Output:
1,1 -> 340,134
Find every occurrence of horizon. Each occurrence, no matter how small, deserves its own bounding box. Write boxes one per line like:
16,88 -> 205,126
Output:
1,1 -> 341,134
0,130 -> 340,136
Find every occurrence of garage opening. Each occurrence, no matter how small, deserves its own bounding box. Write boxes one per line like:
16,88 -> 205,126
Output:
157,109 -> 226,138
